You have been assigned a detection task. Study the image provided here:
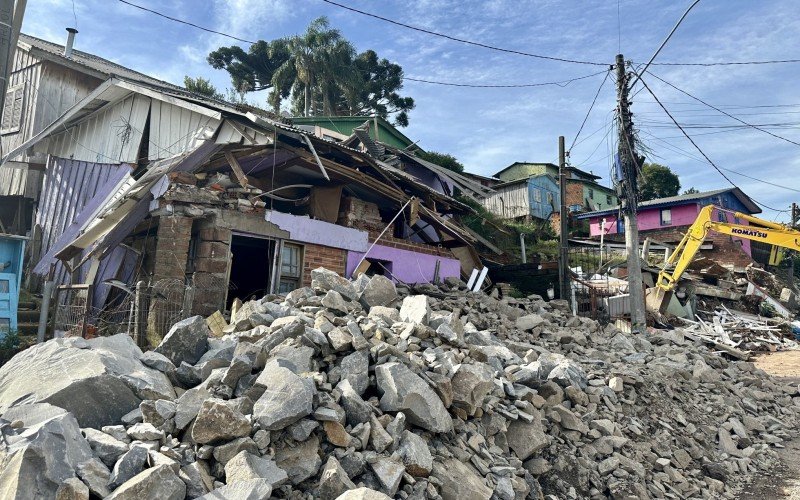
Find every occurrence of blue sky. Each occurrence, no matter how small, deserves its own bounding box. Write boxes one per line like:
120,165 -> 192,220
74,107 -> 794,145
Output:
21,0 -> 800,220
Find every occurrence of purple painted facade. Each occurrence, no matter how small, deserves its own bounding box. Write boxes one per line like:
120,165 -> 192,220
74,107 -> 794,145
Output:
345,245 -> 461,284
266,210 -> 368,252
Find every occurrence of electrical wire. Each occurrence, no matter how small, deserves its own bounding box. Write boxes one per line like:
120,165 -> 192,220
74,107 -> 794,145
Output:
320,0 -> 608,66
651,58 -> 800,66
404,69 -> 610,88
645,71 -> 800,148
117,0 -> 256,44
628,0 -> 701,89
634,72 -> 785,211
569,69 -> 612,151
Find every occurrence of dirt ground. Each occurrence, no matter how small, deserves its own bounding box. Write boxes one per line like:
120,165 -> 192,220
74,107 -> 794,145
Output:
739,351 -> 800,499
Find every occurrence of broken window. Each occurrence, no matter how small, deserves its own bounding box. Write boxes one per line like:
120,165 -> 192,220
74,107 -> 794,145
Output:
660,209 -> 672,226
279,244 -> 302,294
1,83 -> 24,134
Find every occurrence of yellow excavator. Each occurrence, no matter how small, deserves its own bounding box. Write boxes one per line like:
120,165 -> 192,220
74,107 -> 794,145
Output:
647,204 -> 800,313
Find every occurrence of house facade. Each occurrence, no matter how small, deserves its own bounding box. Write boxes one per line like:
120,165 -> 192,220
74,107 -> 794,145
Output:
480,175 -> 559,220
577,188 -> 761,266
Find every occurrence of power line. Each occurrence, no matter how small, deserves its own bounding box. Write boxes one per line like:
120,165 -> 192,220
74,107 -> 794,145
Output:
652,58 -> 800,66
628,0 -> 701,89
645,70 -> 800,148
404,69 -> 610,88
569,69 -> 612,151
117,0 -> 256,44
320,0 -> 608,66
634,72 -> 784,211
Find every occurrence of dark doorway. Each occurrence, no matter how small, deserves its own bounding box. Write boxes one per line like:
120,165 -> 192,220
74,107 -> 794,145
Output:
228,235 -> 275,307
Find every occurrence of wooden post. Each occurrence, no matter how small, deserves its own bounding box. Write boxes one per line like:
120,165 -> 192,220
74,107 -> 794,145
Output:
134,280 -> 146,348
558,136 -> 570,301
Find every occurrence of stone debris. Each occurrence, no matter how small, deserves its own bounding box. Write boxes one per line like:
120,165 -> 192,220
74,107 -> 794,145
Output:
1,266 -> 799,499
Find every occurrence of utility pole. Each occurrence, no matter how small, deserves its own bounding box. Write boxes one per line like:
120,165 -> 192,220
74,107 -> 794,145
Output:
558,136 -> 570,301
790,202 -> 799,286
616,54 -> 646,333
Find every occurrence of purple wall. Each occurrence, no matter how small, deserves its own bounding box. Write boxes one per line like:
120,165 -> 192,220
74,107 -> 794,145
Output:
346,245 -> 461,284
266,210 -> 369,252
587,203 -> 752,256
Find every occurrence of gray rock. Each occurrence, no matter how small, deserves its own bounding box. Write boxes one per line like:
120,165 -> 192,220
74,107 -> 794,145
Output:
516,314 -> 544,330
450,363 -> 494,415
101,425 -> 130,443
108,445 -> 149,490
399,295 -> 430,325
76,458 -> 112,498
369,415 -> 393,453
322,290 -> 350,315
327,327 -> 353,352
506,416 -> 549,460
399,430 -> 433,477
212,437 -> 259,465
367,306 -> 401,325
126,422 -> 164,441
433,458 -> 492,500
375,362 -> 452,433
360,275 -> 398,309
318,456 -> 357,500
106,465 -> 186,500
275,435 -> 322,485
340,350 -> 369,396
154,315 -> 210,367
312,267 -> 358,300
369,456 -> 405,496
174,386 -> 212,430
81,427 -> 129,467
55,477 -> 89,500
339,379 -> 374,426
334,488 -> 392,500
252,361 -> 314,430
552,405 -> 589,434
0,335 -> 175,428
139,351 -> 176,374
180,461 -> 214,498
191,398 -> 251,444
0,403 -> 93,500
198,479 -> 272,500
225,451 -> 288,487
288,419 -> 319,442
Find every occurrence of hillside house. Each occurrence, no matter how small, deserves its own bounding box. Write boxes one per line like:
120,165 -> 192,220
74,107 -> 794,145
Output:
0,30 -> 185,236
576,188 -> 762,267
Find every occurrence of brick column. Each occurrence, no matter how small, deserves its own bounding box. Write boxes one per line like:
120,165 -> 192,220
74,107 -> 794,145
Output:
191,226 -> 231,316
152,215 -> 193,282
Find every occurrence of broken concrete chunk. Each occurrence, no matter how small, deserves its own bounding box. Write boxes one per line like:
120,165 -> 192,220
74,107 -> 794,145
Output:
399,295 -> 430,325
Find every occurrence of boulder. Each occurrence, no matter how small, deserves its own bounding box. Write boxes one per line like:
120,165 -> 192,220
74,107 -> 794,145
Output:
375,362 -> 452,433
516,314 -> 544,331
154,315 -> 210,367
108,445 -> 149,490
191,398 -> 251,444
0,335 -> 174,428
76,458 -> 111,498
318,456 -> 357,500
433,459 -> 492,500
81,427 -> 128,467
450,363 -> 494,415
174,387 -> 212,430
311,267 -> 357,300
398,430 -> 433,477
225,451 -> 288,487
179,461 -> 214,498
274,435 -> 322,485
106,465 -> 186,500
367,306 -> 400,325
0,404 -> 92,500
506,415 -> 549,460
198,479 -> 272,500
399,295 -> 430,325
359,275 -> 398,309
252,361 -> 314,430
339,350 -> 369,396
55,477 -> 89,500
369,456 -> 405,496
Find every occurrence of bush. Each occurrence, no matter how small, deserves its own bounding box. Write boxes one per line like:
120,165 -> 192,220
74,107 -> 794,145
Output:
0,330 -> 21,366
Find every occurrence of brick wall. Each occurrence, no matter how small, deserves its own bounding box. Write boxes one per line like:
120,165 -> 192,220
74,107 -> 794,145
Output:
303,243 -> 346,286
191,226 -> 231,316
152,215 -> 193,282
338,197 -> 384,232
565,182 -> 584,207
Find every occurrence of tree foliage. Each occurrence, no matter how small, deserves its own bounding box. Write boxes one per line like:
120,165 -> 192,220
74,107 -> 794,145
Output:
683,186 -> 700,195
184,76 -> 223,100
208,17 -> 414,126
639,162 -> 680,201
415,150 -> 465,173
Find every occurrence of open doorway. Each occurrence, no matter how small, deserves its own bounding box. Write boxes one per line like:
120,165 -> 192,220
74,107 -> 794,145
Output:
228,234 -> 276,307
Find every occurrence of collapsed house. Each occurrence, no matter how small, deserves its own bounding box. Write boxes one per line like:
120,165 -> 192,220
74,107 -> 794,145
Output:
1,76 -> 490,339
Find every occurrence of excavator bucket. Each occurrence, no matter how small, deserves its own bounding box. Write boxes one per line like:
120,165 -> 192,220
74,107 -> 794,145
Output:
645,286 -> 673,315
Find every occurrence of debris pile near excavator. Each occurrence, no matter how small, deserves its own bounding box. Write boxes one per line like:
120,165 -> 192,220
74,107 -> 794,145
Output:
1,267 -> 798,499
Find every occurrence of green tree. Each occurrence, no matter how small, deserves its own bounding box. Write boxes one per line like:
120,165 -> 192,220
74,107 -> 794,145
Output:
639,163 -> 680,201
682,186 -> 700,195
208,17 -> 414,125
415,150 -> 464,173
184,76 -> 223,100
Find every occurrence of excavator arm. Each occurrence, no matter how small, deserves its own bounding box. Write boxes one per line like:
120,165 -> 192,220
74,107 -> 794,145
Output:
655,205 -> 800,292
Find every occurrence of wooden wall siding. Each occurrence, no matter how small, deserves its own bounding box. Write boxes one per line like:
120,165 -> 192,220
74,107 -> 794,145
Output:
149,100 -> 221,160
34,63 -> 103,138
0,47 -> 41,162
34,157 -> 131,286
215,120 -> 272,147
481,182 -> 531,219
35,93 -> 150,163
0,161 -> 42,199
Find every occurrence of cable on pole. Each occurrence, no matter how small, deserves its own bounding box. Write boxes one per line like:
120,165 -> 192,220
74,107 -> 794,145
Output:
569,68 -> 612,151
405,69 -> 610,88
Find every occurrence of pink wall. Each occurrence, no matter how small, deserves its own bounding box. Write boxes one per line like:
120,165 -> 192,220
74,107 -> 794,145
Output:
587,203 -> 751,256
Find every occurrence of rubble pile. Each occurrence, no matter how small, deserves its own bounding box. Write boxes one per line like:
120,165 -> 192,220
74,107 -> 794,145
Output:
1,268 -> 799,499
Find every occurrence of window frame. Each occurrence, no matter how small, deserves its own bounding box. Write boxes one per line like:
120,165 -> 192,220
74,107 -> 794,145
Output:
532,188 -> 542,203
1,83 -> 24,135
660,208 -> 672,226
278,243 -> 303,294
